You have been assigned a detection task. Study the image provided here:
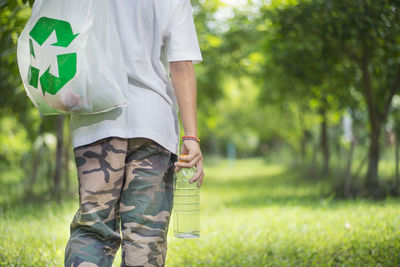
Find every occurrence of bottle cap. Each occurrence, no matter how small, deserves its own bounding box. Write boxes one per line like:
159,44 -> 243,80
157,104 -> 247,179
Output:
179,154 -> 189,163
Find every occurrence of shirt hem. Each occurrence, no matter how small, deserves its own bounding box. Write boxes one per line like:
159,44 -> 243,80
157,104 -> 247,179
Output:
71,127 -> 179,156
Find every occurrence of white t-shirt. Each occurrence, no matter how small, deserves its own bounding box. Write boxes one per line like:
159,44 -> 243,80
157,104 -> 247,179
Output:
69,0 -> 203,155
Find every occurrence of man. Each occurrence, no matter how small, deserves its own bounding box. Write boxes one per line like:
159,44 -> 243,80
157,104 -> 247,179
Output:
64,0 -> 204,266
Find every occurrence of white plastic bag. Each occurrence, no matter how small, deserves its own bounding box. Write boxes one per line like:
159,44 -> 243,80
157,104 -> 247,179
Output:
17,0 -> 129,115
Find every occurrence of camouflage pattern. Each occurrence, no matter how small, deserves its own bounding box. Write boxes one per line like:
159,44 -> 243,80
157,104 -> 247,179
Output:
64,137 -> 177,267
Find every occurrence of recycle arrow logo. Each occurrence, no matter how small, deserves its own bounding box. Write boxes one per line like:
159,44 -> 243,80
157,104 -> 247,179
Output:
28,17 -> 79,95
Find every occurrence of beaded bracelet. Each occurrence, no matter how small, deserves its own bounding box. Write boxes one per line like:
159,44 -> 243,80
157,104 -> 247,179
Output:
182,135 -> 200,143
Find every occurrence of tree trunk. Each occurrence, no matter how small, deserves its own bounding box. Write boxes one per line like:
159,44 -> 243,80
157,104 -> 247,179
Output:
300,130 -> 307,160
365,126 -> 381,195
24,121 -> 45,197
64,116 -> 71,194
47,157 -> 53,193
298,106 -> 308,162
64,136 -> 71,193
25,147 -> 41,196
52,115 -> 64,202
395,134 -> 399,192
344,139 -> 355,198
360,47 -> 382,197
310,142 -> 318,175
320,106 -> 329,175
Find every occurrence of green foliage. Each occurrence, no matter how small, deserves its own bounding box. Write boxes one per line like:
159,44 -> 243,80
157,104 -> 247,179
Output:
0,117 -> 30,165
1,0 -> 400,198
262,0 -> 400,119
0,0 -> 41,141
191,0 -> 225,109
0,0 -> 34,9
257,0 -> 400,189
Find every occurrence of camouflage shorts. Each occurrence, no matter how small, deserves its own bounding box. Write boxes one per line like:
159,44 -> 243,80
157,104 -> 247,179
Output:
64,137 -> 177,267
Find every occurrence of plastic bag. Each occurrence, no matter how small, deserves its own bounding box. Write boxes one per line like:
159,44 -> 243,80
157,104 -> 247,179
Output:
17,0 -> 129,115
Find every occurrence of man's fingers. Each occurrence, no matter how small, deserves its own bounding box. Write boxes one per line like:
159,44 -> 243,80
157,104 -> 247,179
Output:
174,154 -> 202,168
174,165 -> 182,173
190,160 -> 204,183
197,173 -> 205,188
174,161 -> 191,168
178,154 -> 196,162
192,160 -> 203,180
189,167 -> 202,183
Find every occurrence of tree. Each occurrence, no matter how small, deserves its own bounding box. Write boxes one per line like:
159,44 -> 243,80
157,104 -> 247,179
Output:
322,0 -> 400,195
261,0 -> 400,196
259,1 -> 357,174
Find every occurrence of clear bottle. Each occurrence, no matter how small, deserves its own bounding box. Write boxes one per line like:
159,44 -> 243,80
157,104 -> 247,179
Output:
173,156 -> 200,238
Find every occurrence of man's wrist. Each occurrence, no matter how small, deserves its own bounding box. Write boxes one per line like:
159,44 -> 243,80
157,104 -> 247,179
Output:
184,131 -> 198,137
182,135 -> 200,143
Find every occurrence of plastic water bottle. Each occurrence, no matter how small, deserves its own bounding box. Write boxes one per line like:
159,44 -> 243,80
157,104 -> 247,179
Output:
173,156 -> 200,238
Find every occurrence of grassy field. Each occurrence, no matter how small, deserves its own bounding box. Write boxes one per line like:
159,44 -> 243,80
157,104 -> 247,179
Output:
0,158 -> 399,266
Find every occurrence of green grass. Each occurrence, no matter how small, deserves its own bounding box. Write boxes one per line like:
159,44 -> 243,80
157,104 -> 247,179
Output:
0,158 -> 399,266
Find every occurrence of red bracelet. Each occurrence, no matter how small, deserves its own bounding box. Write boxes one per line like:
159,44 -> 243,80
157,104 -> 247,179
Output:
182,135 -> 200,143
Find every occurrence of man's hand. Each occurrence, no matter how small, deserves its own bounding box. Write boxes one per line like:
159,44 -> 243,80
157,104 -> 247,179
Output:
174,140 -> 204,188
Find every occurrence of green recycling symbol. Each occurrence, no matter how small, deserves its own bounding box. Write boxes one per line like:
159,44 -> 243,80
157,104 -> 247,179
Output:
28,17 -> 79,95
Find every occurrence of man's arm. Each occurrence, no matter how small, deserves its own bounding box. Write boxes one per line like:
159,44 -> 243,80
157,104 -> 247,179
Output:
169,60 -> 204,187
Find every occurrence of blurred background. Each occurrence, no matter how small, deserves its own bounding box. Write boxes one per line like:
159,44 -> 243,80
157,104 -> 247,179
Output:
0,0 -> 399,266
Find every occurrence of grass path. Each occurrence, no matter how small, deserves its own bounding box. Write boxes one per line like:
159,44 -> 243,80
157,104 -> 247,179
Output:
0,158 -> 399,266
